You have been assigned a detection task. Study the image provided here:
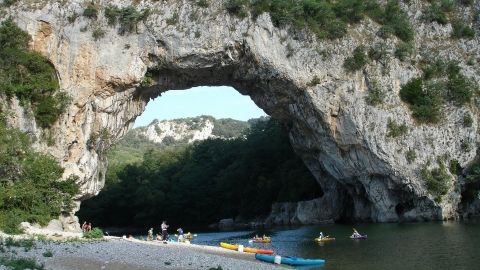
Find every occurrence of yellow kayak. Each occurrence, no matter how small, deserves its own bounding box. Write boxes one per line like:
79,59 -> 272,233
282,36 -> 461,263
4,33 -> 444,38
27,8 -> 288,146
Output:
220,242 -> 274,254
314,237 -> 336,242
220,242 -> 237,251
252,237 -> 271,243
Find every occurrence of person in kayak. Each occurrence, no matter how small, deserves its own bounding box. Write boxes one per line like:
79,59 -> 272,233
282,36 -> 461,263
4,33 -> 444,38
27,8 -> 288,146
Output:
352,228 -> 361,238
319,232 -> 324,240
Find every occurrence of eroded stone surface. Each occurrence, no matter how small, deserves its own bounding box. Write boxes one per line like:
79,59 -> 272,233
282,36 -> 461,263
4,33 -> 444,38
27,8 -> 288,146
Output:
2,0 -> 480,230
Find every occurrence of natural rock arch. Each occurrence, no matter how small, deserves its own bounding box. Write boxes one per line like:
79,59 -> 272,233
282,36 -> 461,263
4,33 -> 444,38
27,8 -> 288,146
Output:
3,1 -> 479,230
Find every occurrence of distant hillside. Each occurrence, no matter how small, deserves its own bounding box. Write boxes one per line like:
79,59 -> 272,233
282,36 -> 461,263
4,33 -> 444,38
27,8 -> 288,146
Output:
107,116 -> 265,168
136,115 -> 252,144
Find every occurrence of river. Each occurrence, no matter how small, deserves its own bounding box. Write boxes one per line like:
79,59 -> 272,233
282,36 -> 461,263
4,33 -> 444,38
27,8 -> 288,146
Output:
175,220 -> 480,270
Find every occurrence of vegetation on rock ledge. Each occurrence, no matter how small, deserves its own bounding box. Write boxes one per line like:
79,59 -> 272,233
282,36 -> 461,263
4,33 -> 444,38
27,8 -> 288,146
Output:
400,60 -> 477,124
0,19 -> 69,128
104,5 -> 150,35
421,160 -> 451,202
225,0 -> 414,41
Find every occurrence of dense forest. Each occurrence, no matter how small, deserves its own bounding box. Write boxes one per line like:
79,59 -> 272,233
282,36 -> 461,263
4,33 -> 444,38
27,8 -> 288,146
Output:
78,118 -> 322,228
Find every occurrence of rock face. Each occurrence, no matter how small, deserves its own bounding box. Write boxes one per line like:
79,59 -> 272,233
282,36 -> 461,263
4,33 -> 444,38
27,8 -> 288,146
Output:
265,198 -> 336,225
2,0 -> 480,230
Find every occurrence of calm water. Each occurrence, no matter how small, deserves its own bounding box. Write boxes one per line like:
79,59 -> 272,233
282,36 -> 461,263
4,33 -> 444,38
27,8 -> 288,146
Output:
179,220 -> 480,270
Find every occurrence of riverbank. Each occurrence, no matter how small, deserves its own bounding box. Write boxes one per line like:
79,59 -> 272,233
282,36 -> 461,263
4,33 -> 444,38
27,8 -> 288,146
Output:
0,236 -> 288,270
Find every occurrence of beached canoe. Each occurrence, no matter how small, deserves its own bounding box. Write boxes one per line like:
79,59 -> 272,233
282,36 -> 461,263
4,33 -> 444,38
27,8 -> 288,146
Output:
244,247 -> 274,255
350,234 -> 368,239
255,254 -> 325,266
220,242 -> 237,251
220,242 -> 274,254
314,237 -> 336,242
252,237 -> 271,243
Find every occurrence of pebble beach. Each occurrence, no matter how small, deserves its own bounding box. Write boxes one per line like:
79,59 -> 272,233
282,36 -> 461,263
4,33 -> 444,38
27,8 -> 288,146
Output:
0,236 -> 289,270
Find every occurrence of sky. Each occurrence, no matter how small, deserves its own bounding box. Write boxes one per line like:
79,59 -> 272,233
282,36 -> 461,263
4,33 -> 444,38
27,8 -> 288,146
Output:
134,86 -> 267,127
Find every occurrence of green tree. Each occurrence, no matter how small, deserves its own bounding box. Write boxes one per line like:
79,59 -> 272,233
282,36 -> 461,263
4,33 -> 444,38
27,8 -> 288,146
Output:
0,124 -> 78,233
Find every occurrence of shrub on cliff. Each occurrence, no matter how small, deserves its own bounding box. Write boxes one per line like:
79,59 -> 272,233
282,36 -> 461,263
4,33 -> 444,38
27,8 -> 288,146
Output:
395,42 -> 413,61
0,19 -> 69,128
227,0 -> 414,41
365,81 -> 385,106
105,5 -> 121,25
1,0 -> 18,7
386,118 -> 408,138
451,20 -> 475,39
382,0 -> 414,42
423,1 -> 449,25
400,78 -> 442,123
103,5 -> 150,35
83,4 -> 98,20
225,0 -> 249,18
400,60 -> 477,124
0,123 -> 79,234
343,45 -> 368,72
463,113 -> 473,127
421,162 -> 451,202
196,0 -> 210,8
405,149 -> 417,164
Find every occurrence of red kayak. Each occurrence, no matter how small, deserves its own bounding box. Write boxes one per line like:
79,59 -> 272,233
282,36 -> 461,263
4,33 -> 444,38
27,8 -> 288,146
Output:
244,246 -> 274,254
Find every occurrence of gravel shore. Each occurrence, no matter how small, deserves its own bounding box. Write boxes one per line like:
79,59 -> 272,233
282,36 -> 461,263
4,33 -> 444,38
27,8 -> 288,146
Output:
0,237 -> 289,270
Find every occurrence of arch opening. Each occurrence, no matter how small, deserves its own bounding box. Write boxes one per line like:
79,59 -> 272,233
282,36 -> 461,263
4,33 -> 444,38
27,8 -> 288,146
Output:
78,85 -> 327,229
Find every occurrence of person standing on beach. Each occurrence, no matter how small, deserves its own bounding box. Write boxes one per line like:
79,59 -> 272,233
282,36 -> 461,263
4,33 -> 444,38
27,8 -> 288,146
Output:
147,228 -> 154,241
81,221 -> 87,232
161,221 -> 169,242
177,228 -> 184,242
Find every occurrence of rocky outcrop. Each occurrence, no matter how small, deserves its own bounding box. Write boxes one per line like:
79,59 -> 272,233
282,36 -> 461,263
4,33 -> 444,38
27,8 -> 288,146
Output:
2,0 -> 480,230
129,116 -> 250,144
265,198 -> 335,225
141,118 -> 216,144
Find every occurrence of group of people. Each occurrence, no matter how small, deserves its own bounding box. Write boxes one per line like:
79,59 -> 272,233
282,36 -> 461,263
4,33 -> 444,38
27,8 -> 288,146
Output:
317,228 -> 363,239
81,221 -> 92,232
146,221 -> 170,242
254,234 -> 269,240
144,221 -> 194,243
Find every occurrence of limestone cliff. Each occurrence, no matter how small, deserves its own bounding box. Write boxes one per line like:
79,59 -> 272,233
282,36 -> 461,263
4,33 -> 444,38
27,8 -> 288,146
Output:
2,0 -> 480,230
